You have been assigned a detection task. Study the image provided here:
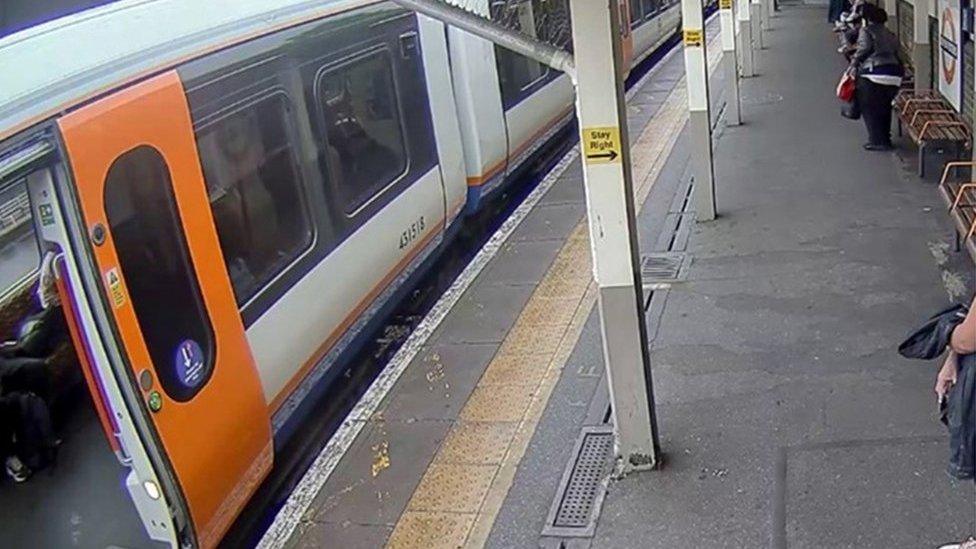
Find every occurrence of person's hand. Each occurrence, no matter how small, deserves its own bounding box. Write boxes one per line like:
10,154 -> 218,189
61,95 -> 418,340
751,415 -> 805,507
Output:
936,352 -> 959,400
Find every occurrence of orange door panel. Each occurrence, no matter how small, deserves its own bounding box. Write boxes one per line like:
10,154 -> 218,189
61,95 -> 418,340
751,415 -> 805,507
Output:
620,0 -> 635,70
58,71 -> 272,548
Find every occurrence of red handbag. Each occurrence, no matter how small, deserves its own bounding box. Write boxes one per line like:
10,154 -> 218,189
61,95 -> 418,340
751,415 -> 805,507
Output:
837,73 -> 855,102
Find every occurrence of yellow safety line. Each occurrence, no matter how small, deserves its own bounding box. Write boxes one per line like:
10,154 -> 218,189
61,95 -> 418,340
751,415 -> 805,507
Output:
386,33 -> 725,549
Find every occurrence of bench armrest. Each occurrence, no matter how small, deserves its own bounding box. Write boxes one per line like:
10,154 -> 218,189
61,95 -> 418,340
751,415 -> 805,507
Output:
951,183 -> 976,211
940,161 -> 976,188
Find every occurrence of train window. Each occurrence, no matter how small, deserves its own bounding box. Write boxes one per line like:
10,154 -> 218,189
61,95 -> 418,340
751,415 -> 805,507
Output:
492,0 -> 571,108
629,0 -> 643,27
197,94 -> 314,304
0,178 -> 39,293
316,51 -> 408,216
104,146 -> 214,402
642,0 -> 657,17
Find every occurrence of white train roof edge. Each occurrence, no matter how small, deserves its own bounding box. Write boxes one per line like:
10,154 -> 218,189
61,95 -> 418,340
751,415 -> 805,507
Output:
0,0 -> 381,143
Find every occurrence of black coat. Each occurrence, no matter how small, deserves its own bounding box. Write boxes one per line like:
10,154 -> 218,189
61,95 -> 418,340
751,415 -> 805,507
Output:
947,353 -> 975,480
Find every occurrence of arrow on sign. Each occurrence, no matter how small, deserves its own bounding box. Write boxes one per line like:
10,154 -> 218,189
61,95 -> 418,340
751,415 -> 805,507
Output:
587,150 -> 618,162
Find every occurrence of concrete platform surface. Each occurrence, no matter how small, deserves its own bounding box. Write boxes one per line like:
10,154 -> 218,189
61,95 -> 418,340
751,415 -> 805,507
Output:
491,5 -> 976,549
265,6 -> 976,549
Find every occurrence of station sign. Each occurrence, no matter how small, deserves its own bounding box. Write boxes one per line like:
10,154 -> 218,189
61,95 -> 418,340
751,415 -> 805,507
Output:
939,0 -> 962,111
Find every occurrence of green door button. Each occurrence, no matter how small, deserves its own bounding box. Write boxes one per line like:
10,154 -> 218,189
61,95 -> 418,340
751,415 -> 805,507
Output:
148,391 -> 162,413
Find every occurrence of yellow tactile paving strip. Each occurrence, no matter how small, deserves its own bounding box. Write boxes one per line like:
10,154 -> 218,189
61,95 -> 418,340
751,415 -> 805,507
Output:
386,34 -> 724,549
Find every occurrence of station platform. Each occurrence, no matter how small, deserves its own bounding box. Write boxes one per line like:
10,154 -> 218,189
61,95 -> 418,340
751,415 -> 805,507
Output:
263,6 -> 976,548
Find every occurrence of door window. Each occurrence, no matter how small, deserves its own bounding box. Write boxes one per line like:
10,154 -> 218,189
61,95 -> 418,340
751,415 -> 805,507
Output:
493,0 -> 571,108
104,146 -> 215,402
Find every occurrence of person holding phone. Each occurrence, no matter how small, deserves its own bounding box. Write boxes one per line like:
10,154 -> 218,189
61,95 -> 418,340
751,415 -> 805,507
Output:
936,295 -> 975,549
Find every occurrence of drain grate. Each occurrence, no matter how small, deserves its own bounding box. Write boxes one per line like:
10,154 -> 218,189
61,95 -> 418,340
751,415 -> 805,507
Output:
554,431 -> 613,527
542,427 -> 615,540
640,252 -> 688,288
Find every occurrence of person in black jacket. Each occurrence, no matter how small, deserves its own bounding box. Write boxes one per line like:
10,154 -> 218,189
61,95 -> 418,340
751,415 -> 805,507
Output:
935,295 -> 976,549
847,5 -> 904,150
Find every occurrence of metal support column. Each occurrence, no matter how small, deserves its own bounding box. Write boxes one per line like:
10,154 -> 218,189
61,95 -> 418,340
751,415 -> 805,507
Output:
682,0 -> 717,221
751,0 -> 764,51
884,0 -> 898,32
913,0 -> 932,91
720,0 -> 742,125
568,0 -> 660,474
738,0 -> 755,76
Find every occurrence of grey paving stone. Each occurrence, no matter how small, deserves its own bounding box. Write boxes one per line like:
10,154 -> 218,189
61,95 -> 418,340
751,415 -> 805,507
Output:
381,342 -> 498,421
539,168 -> 584,206
787,438 -> 975,548
438,283 -> 534,343
296,521 -> 393,549
480,239 -> 564,287
310,418 -> 450,526
510,202 -> 586,242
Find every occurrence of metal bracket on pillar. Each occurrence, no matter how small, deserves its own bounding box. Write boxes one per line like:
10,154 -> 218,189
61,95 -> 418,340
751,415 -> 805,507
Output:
737,0 -> 755,77
568,0 -> 660,474
720,0 -> 742,125
682,0 -> 717,221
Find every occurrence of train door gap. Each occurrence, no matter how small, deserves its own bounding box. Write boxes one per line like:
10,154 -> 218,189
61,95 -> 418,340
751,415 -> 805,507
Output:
0,162 -> 164,547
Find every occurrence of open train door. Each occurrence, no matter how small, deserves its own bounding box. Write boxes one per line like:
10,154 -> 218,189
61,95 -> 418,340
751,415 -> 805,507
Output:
58,71 -> 273,548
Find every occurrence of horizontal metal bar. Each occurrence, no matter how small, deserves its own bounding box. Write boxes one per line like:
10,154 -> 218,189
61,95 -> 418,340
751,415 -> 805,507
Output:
391,0 -> 576,80
0,139 -> 53,183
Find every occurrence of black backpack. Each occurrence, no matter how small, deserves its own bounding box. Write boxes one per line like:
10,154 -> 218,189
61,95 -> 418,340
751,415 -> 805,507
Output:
11,392 -> 59,471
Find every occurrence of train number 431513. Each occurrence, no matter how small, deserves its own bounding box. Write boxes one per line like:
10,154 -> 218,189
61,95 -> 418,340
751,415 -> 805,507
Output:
399,216 -> 426,250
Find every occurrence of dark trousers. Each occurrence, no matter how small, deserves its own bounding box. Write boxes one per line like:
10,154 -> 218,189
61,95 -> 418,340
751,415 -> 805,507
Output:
856,77 -> 899,146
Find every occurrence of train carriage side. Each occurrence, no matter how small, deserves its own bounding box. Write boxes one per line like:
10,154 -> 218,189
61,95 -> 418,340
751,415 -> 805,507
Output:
0,1 -> 467,547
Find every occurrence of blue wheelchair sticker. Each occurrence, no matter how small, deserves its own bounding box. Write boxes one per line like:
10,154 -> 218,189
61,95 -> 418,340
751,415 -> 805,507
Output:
175,339 -> 205,389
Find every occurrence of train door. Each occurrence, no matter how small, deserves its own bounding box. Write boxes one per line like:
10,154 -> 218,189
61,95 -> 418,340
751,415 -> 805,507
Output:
57,71 -> 273,548
493,0 -> 574,190
620,0 -> 636,70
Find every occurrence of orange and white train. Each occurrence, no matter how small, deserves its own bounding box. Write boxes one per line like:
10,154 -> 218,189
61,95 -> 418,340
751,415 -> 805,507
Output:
0,0 -> 687,546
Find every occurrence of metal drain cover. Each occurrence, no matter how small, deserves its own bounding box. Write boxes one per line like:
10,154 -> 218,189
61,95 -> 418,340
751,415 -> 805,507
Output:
641,252 -> 689,289
541,426 -> 614,539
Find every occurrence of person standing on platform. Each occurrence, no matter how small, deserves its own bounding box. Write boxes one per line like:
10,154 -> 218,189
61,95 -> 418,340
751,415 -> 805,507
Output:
935,295 -> 976,549
847,4 -> 903,151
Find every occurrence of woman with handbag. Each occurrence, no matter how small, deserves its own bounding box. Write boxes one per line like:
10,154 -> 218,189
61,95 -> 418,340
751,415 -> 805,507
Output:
847,4 -> 903,151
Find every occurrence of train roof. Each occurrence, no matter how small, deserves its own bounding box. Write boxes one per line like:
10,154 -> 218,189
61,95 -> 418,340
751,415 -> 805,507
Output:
0,0 -> 379,143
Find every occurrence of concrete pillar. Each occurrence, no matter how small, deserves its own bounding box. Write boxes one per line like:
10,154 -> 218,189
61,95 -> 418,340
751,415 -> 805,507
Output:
720,0 -> 742,125
738,0 -> 755,76
682,0 -> 717,221
913,0 -> 931,91
751,0 -> 764,50
568,0 -> 660,474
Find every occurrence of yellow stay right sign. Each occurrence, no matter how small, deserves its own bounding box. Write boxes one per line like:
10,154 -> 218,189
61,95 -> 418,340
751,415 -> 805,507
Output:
582,126 -> 622,165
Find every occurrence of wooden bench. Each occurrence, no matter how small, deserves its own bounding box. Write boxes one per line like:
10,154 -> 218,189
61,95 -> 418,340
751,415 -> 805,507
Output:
938,161 -> 976,261
897,95 -> 970,177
